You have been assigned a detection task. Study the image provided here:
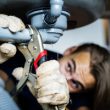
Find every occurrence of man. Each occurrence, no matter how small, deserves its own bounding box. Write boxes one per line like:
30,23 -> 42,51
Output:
1,13 -> 108,110
13,42 -> 110,110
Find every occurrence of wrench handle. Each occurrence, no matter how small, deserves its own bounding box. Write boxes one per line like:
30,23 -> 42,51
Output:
34,50 -> 47,69
38,55 -> 47,66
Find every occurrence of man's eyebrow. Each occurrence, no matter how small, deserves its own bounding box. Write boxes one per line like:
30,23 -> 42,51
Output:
71,59 -> 76,72
71,58 -> 85,90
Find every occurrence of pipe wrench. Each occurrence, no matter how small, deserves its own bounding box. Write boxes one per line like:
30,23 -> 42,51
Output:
17,26 -> 59,110
17,26 -> 47,91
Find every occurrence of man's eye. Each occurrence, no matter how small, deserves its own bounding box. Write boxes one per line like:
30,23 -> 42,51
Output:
72,80 -> 80,88
72,80 -> 83,90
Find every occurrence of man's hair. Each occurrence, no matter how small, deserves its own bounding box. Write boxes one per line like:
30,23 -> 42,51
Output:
73,43 -> 110,110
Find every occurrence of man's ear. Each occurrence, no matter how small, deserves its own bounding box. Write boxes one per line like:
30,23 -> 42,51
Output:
63,46 -> 78,56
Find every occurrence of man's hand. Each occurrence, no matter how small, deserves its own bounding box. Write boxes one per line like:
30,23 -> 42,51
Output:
0,14 -> 25,63
35,60 -> 69,110
0,14 -> 25,32
12,60 -> 69,110
0,43 -> 16,63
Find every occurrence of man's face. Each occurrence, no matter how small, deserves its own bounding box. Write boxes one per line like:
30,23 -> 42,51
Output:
59,51 -> 96,93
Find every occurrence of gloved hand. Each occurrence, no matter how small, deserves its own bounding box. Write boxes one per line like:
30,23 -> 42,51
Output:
0,14 -> 25,63
12,60 -> 69,110
35,60 -> 69,110
0,14 -> 25,32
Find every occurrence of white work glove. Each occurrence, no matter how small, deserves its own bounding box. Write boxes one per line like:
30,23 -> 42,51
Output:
12,60 -> 69,110
35,60 -> 69,110
0,14 -> 25,63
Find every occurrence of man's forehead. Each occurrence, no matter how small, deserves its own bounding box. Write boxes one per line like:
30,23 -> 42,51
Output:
71,51 -> 90,60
